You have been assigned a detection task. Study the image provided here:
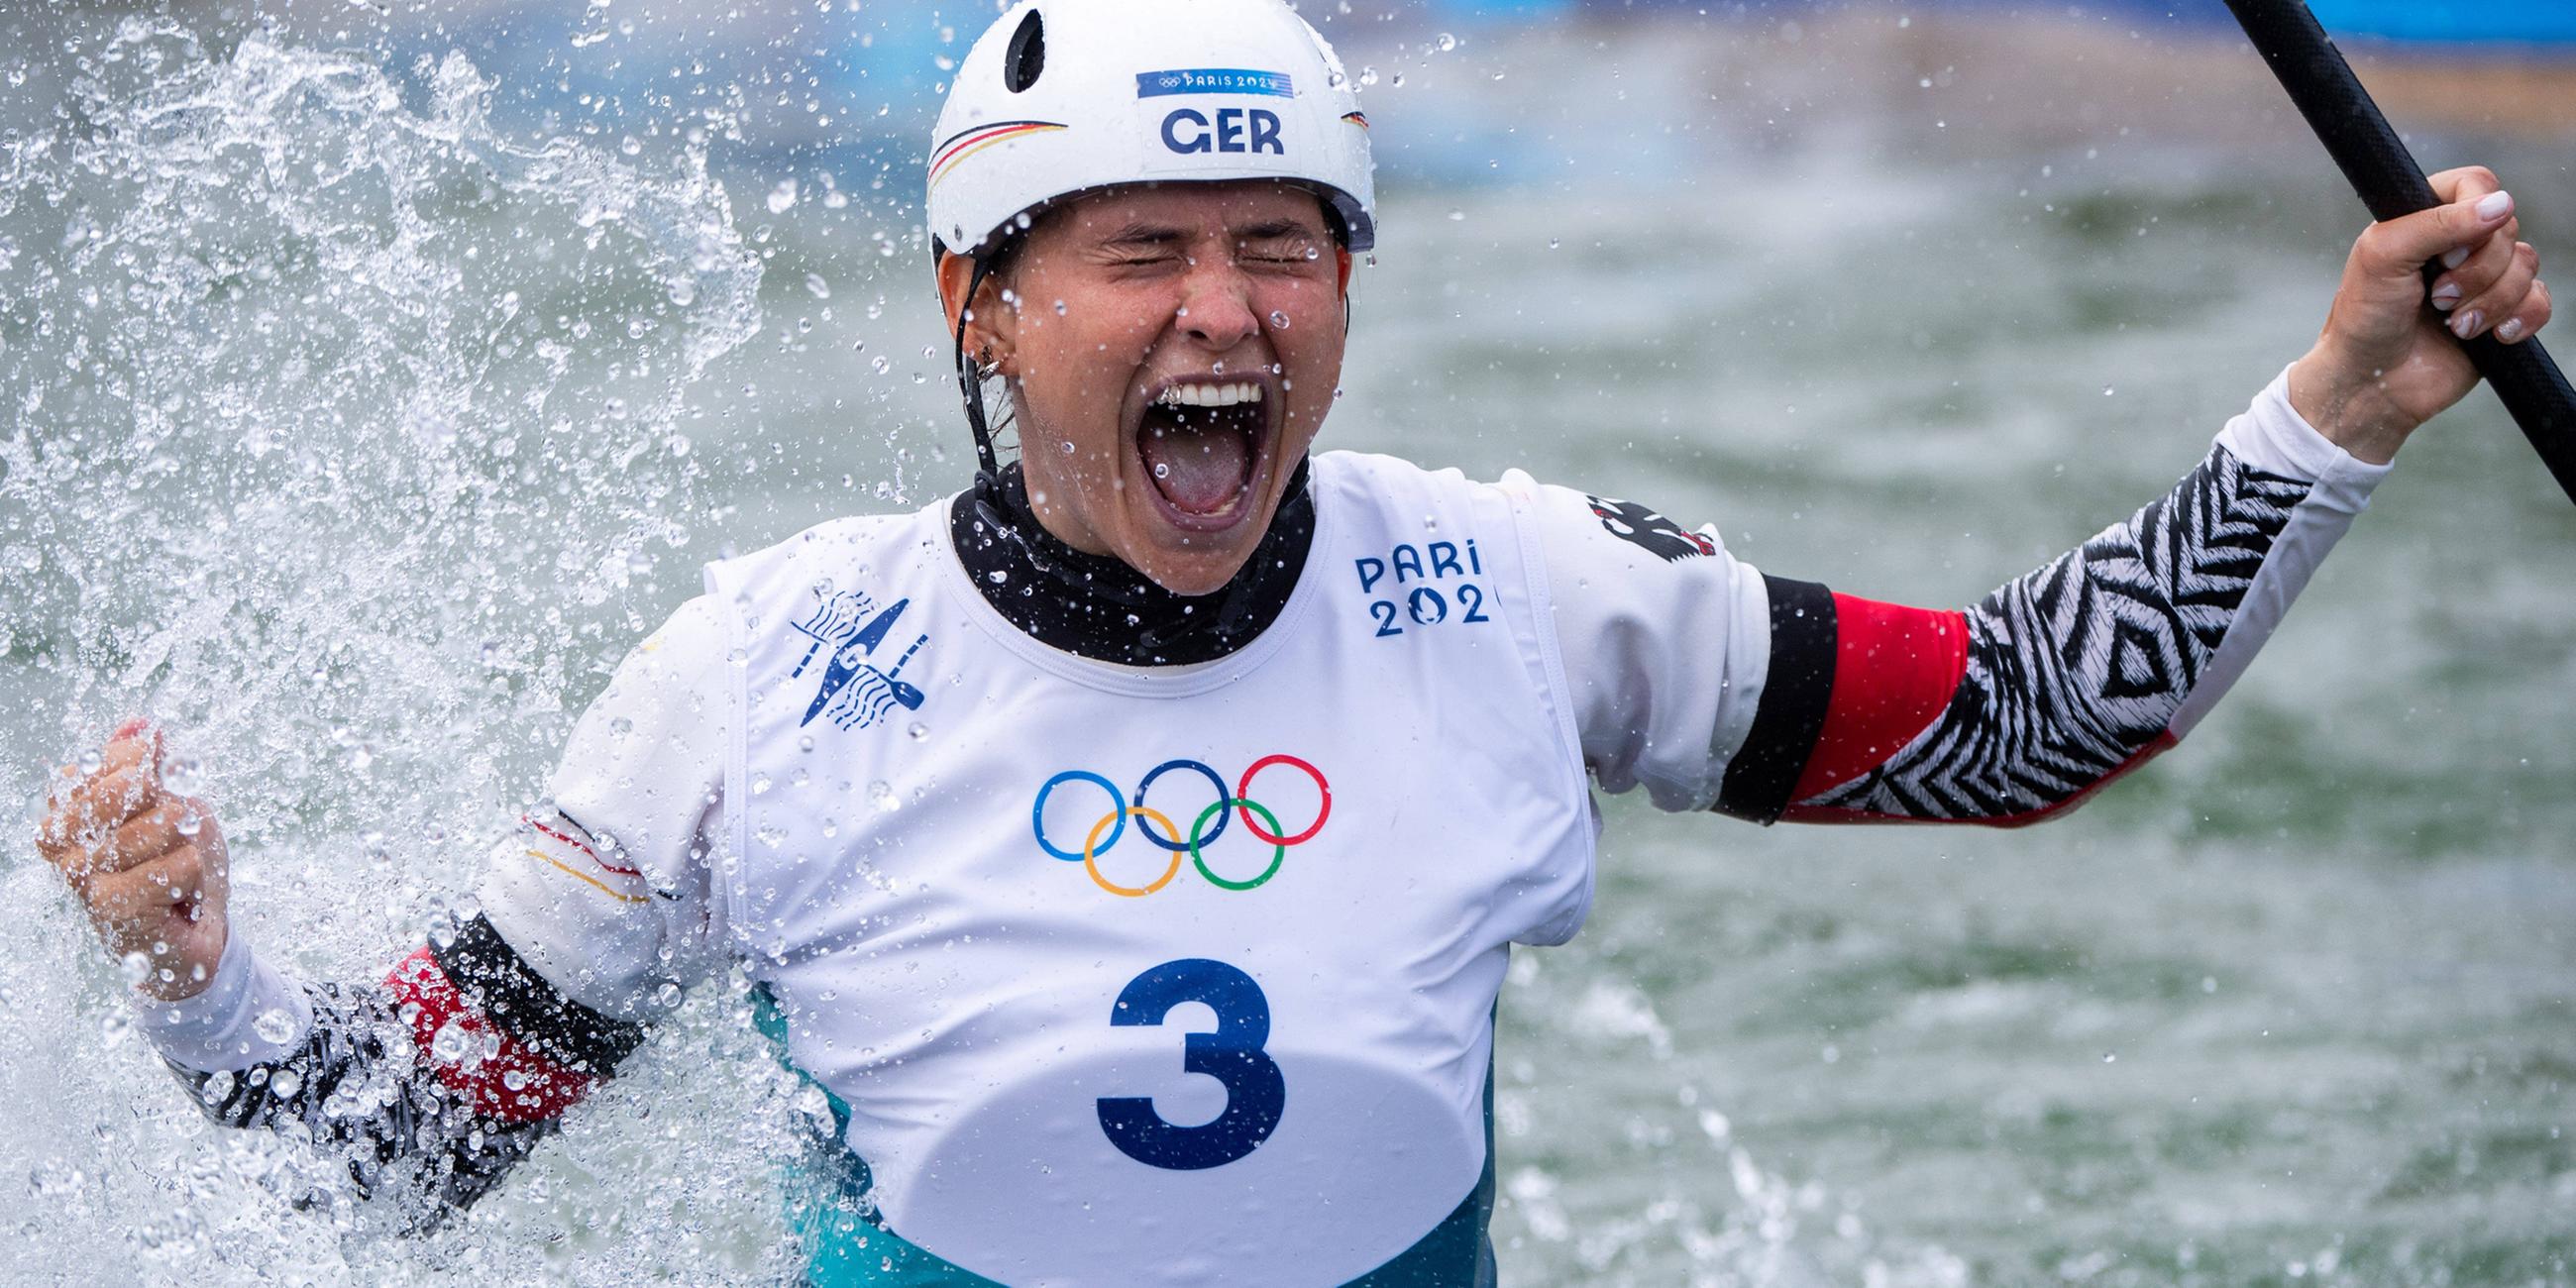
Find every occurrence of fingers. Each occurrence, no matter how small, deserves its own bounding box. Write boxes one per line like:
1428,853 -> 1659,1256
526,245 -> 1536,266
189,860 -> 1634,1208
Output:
2427,225 -> 2521,311
39,765 -> 163,863
37,723 -> 183,890
105,800 -> 198,875
2498,278 -> 2553,347
2445,240 -> 2542,343
2351,187 -> 2516,281
87,845 -> 210,929
2427,165 -> 2501,206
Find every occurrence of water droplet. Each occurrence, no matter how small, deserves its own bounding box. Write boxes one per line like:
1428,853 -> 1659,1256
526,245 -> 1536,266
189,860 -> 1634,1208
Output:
1152,463 -> 1170,479
430,1018 -> 475,1064
805,273 -> 831,299
119,952 -> 152,988
751,772 -> 773,796
161,756 -> 201,795
654,981 -> 683,1008
254,1008 -> 296,1045
268,1068 -> 303,1098
1269,310 -> 1291,329
2101,385 -> 2116,396
767,179 -> 799,214
1436,32 -> 1458,52
174,810 -> 201,837
1053,299 -> 1067,316
868,781 -> 901,812
77,750 -> 101,776
907,722 -> 928,741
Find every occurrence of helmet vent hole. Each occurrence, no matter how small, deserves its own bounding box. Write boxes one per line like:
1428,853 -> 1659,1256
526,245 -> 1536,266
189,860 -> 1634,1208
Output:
1004,11 -> 1045,93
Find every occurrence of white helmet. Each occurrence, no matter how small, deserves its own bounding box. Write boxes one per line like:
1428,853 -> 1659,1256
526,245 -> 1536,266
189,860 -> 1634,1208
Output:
926,0 -> 1377,259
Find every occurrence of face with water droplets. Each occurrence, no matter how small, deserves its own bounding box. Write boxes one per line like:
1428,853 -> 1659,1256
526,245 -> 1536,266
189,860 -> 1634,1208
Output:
942,181 -> 1350,596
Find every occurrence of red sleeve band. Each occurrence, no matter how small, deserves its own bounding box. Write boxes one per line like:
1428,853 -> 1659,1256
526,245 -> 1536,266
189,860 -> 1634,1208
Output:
1787,594 -> 1971,803
382,949 -> 601,1125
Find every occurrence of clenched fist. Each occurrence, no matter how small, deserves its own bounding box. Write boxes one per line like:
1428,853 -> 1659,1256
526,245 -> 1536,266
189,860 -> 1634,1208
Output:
36,720 -> 230,1002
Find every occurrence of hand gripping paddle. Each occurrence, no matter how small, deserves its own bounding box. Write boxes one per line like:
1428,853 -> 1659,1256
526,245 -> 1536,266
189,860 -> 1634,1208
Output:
2222,0 -> 2576,505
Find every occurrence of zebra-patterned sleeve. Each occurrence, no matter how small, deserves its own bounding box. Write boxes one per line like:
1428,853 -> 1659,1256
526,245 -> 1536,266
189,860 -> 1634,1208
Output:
1713,369 -> 2392,824
144,913 -> 647,1234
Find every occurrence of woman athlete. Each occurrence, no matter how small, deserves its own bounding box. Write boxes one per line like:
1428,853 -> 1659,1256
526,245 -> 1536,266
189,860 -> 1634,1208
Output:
36,0 -> 2553,1283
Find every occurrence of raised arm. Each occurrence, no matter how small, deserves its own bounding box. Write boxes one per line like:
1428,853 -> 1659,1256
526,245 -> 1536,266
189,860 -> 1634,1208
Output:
1526,167 -> 2546,826
36,597 -> 732,1232
1719,388 -> 2374,825
1511,381 -> 2377,826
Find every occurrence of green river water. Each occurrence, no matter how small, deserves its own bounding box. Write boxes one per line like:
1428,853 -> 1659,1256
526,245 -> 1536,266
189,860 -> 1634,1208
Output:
0,5 -> 2568,1285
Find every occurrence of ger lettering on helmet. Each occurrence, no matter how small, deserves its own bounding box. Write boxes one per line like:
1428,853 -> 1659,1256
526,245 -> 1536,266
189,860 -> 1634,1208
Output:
927,0 -> 1376,259
927,0 -> 1378,478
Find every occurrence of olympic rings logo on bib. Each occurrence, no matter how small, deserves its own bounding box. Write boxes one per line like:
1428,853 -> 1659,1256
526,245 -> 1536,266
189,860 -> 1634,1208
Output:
1031,756 -> 1331,897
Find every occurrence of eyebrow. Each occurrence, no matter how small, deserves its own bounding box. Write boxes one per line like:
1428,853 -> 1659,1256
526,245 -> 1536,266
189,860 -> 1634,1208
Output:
1233,218 -> 1322,242
1096,222 -> 1186,250
1090,216 -> 1326,251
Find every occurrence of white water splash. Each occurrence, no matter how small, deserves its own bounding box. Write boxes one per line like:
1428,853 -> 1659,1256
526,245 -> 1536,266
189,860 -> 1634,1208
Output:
0,20 -> 793,1283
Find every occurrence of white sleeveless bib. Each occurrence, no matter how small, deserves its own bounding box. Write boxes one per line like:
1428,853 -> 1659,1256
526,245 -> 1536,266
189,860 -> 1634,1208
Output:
705,451 -> 1596,1286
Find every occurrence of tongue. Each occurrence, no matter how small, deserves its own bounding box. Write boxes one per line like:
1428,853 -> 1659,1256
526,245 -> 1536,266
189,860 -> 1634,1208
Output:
1139,417 -> 1253,514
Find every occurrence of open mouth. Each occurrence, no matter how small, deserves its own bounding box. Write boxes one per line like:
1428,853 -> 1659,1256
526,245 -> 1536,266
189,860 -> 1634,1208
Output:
1136,380 -> 1269,527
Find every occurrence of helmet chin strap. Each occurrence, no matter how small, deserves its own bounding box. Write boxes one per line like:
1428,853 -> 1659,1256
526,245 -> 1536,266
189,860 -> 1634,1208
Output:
953,252 -> 1006,483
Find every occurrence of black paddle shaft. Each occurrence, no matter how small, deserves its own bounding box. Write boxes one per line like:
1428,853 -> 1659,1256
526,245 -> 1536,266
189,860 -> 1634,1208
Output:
2223,0 -> 2576,505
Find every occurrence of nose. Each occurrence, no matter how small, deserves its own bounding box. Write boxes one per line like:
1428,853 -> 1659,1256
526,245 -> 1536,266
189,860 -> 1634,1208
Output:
1175,262 -> 1260,351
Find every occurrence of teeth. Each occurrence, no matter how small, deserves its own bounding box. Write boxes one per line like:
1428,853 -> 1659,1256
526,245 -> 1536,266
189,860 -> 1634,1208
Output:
1155,381 -> 1263,409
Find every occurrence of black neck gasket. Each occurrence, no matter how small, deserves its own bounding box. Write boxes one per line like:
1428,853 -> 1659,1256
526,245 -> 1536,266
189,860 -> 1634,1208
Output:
946,459 -> 1317,667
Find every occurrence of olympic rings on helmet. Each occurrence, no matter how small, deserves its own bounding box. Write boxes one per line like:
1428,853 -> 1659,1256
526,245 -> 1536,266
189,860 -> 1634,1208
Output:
1032,757 -> 1331,896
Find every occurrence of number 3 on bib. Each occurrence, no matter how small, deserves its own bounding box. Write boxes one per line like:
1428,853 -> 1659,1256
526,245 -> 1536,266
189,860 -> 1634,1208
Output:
1097,958 -> 1286,1170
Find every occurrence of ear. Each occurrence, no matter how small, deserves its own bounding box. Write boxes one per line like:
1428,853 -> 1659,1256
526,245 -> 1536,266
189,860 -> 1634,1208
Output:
935,252 -> 1017,369
1336,246 -> 1352,298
